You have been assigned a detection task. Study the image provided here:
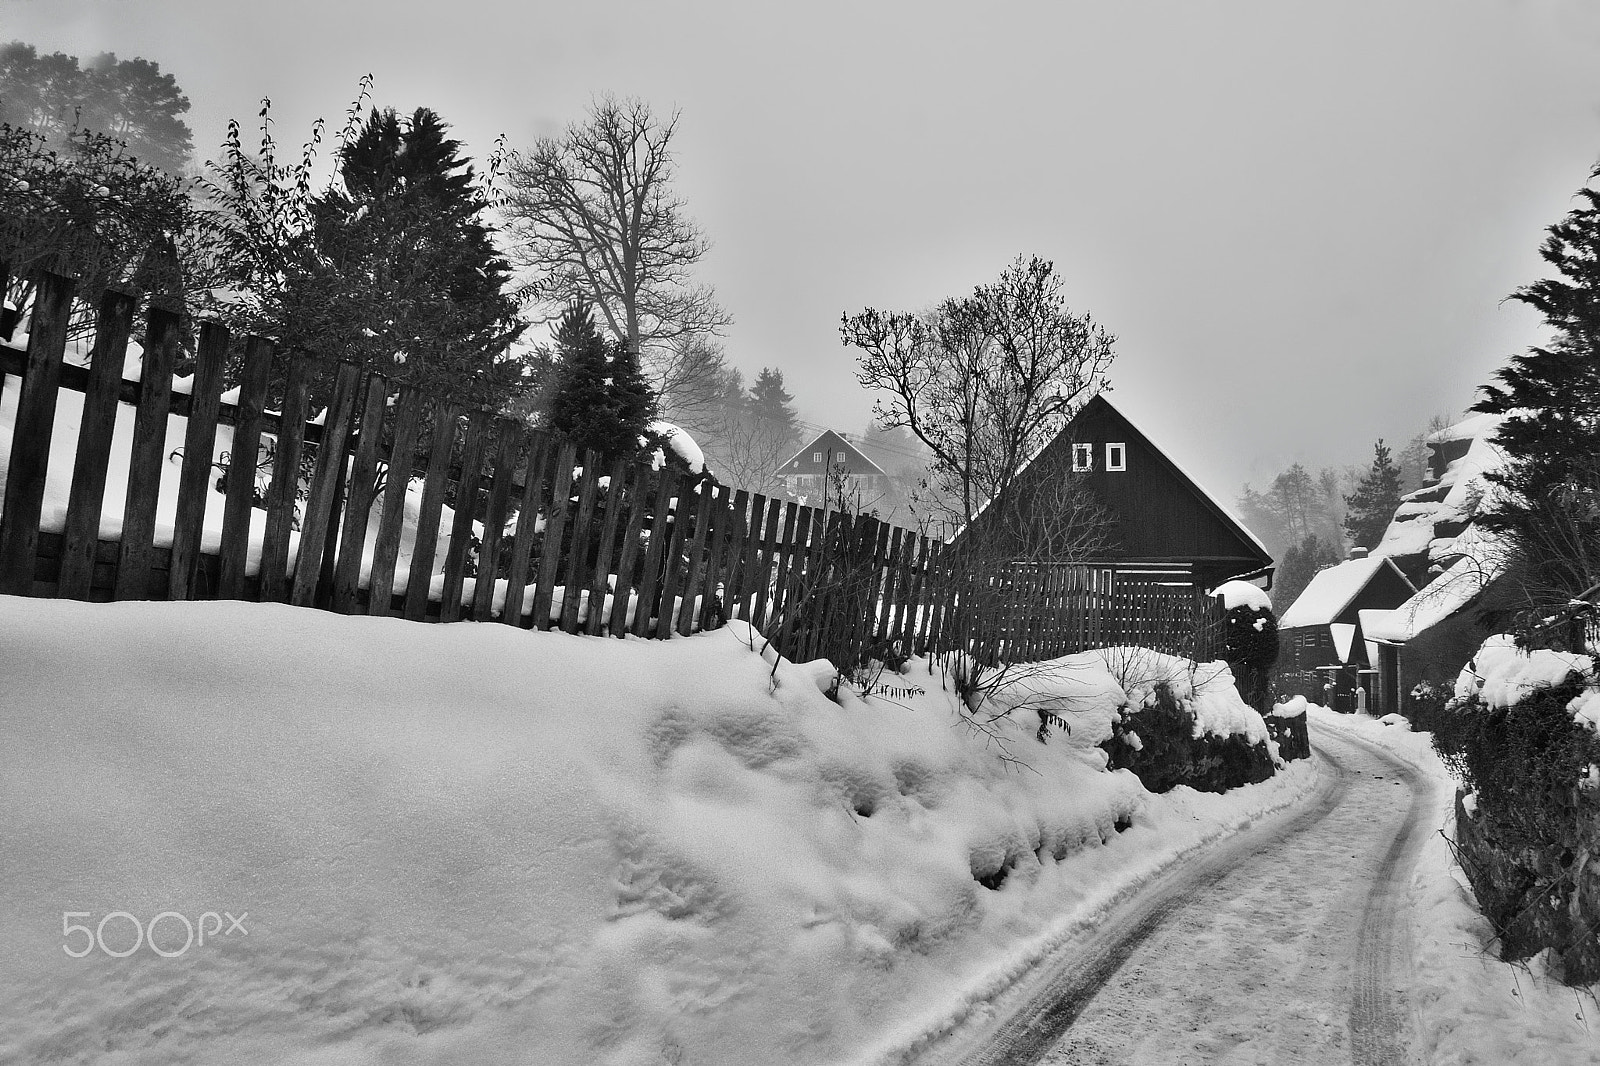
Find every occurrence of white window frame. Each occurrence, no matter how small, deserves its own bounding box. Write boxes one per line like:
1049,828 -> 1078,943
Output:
1072,443 -> 1093,471
813,451 -> 822,463
1106,442 -> 1127,471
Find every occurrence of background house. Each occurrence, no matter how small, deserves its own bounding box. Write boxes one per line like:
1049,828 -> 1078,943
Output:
1357,413 -> 1516,717
777,430 -> 889,510
1276,549 -> 1417,709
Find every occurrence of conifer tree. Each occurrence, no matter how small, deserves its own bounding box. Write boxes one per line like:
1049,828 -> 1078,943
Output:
1475,162 -> 1600,601
275,105 -> 526,409
548,302 -> 660,465
747,366 -> 799,448
1343,440 -> 1402,549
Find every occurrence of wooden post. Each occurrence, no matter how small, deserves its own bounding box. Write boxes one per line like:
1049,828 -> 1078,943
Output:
290,361 -> 361,607
585,455 -> 631,635
607,460 -> 649,637
330,373 -> 391,613
402,404 -> 461,621
673,483 -> 717,635
112,301 -> 181,600
217,336 -> 275,599
559,449 -> 603,632
0,271 -> 75,596
500,432 -> 551,626
56,287 -> 136,599
365,387 -> 424,616
472,418 -> 523,621
654,482 -> 696,639
771,505 -> 809,660
719,488 -> 751,622
438,410 -> 489,622
694,484 -> 734,631
751,496 -> 783,632
167,321 -> 231,600
530,440 -> 578,631
259,354 -> 311,602
629,467 -> 676,638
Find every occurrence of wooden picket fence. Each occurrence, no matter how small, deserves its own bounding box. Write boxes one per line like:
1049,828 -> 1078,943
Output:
0,268 -> 1225,670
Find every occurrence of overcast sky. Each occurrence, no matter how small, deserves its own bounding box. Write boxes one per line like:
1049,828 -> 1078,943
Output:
9,0 -> 1600,502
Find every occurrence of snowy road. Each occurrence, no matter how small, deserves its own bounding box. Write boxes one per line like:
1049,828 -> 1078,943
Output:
913,721 -> 1437,1066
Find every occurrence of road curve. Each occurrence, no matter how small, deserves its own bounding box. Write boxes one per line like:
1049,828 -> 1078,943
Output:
912,720 -> 1435,1066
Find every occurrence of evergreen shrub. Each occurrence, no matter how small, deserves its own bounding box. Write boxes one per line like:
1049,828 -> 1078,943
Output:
1442,673 -> 1600,983
1101,682 -> 1276,793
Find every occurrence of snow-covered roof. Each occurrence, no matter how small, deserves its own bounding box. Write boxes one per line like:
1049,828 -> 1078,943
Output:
1362,526 -> 1508,643
1278,555 -> 1414,629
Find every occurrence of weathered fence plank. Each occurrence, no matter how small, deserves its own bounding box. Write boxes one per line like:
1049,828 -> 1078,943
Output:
56,288 -> 136,599
630,468 -> 676,638
216,336 -> 274,599
585,455 -> 631,635
438,410 -> 489,623
330,373 -> 390,613
290,361 -> 361,608
654,484 -> 694,639
674,483 -> 717,636
531,439 -> 578,631
751,496 -> 782,629
167,321 -> 231,600
259,354 -> 310,601
364,387 -> 424,617
472,418 -> 523,621
560,449 -> 603,633
607,461 -> 649,637
500,432 -> 550,627
402,405 -> 460,621
0,271 -> 75,595
112,301 -> 181,600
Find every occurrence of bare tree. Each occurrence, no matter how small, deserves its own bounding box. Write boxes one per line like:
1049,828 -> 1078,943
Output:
699,404 -> 794,496
501,94 -> 730,401
651,333 -> 738,429
842,255 -> 1115,528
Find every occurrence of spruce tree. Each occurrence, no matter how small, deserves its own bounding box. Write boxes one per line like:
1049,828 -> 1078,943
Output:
748,366 -> 799,449
1343,440 -> 1402,549
1475,163 -> 1600,601
548,302 -> 660,465
279,105 -> 526,409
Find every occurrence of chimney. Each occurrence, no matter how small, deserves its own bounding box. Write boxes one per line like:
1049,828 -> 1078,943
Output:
1349,546 -> 1369,560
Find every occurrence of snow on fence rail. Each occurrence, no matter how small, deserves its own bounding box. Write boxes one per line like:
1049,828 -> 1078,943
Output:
0,268 -> 1224,668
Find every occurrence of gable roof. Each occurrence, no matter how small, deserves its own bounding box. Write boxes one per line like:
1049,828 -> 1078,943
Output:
948,393 -> 1272,572
776,429 -> 889,478
1279,555 -> 1417,629
1086,394 -> 1271,560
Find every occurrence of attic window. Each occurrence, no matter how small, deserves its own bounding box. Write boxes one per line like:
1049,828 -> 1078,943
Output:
835,450 -> 847,463
813,451 -> 822,462
1072,443 -> 1093,471
1106,443 -> 1126,471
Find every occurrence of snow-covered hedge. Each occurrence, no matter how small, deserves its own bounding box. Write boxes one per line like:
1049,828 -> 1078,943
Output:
1442,636 -> 1600,984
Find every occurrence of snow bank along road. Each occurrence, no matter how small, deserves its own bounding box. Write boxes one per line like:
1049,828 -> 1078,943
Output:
913,719 -> 1438,1066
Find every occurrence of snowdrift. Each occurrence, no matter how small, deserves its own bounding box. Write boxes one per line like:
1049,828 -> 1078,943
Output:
0,597 -> 1310,1065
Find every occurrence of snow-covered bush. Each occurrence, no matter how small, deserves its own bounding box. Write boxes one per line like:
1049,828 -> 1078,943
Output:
1442,637 -> 1600,983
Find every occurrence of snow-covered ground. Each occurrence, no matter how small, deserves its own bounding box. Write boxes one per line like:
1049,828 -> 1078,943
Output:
0,594 -> 1315,1065
1311,707 -> 1600,1066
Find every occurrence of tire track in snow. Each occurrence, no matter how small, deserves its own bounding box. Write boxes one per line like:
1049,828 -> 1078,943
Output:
912,725 -> 1431,1066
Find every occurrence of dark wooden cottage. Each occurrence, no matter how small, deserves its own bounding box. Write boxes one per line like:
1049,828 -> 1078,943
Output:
953,393 -> 1274,592
1276,551 -> 1417,709
776,430 -> 889,507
